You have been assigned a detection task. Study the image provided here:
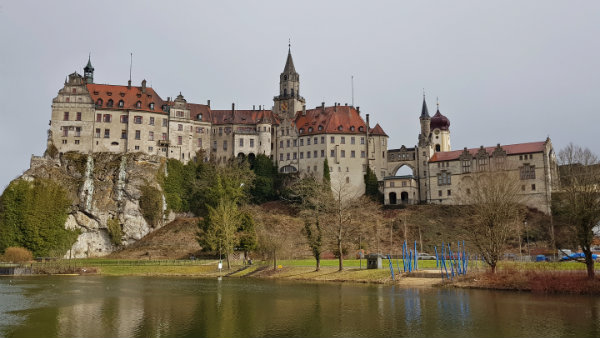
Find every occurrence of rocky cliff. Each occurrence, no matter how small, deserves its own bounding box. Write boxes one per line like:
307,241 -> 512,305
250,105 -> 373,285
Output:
24,152 -> 173,258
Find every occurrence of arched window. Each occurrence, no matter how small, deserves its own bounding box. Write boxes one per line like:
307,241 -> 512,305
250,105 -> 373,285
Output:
291,89 -> 295,97
359,126 -> 364,132
197,114 -> 202,121
318,125 -> 323,131
308,127 -> 313,133
350,126 -> 355,131
435,144 -> 441,152
149,102 -> 155,109
136,101 -> 141,108
107,99 -> 113,107
284,88 -> 288,96
96,98 -> 103,106
299,128 -> 304,134
338,125 -> 343,131
118,100 -> 124,108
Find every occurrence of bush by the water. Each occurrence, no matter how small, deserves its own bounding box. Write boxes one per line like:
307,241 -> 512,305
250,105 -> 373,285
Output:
1,247 -> 33,263
0,179 -> 79,257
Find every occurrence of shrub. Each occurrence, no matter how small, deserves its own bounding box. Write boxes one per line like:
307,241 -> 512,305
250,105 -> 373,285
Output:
2,247 -> 33,263
106,218 -> 123,246
0,179 -> 78,257
139,184 -> 163,226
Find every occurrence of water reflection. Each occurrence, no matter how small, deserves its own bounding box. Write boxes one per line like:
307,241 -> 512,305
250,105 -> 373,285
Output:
1,276 -> 600,337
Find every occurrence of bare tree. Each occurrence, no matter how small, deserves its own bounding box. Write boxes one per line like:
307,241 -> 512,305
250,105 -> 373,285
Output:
250,207 -> 303,270
291,175 -> 332,271
555,143 -> 600,279
462,171 -> 526,273
324,174 -> 365,271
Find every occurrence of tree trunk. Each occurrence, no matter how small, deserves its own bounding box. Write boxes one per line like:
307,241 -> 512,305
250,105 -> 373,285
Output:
490,263 -> 497,274
316,255 -> 321,272
226,254 -> 231,270
585,252 -> 595,279
338,238 -> 343,271
273,249 -> 277,271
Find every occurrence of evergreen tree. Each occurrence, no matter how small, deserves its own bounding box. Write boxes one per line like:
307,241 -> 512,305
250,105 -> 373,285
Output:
364,166 -> 380,200
323,158 -> 331,186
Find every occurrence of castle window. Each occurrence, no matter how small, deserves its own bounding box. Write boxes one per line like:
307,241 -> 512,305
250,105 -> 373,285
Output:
462,160 -> 471,173
361,137 -> 365,145
163,133 -> 167,141
331,136 -> 335,144
350,126 -> 355,132
351,150 -> 356,158
321,136 -> 325,143
178,136 -> 183,145
96,114 -> 102,122
134,116 -> 142,124
103,114 -> 112,123
341,150 -> 346,158
447,190 -> 451,196
240,138 -> 245,147
314,137 -> 318,144
121,130 -> 127,139
120,115 -> 128,123
300,139 -> 304,146
62,128 -> 68,137
74,140 -> 80,145
308,127 -> 313,133
96,99 -> 103,106
293,152 -> 297,159
63,112 -> 69,121
250,139 -> 254,148
106,99 -> 113,107
284,88 -> 288,96
437,171 -> 451,185
361,151 -> 365,158
280,153 -> 284,161
300,152 -> 304,159
359,126 -> 364,132
346,177 -> 350,183
136,101 -> 141,108
149,131 -> 154,141
135,130 -> 141,140
118,100 -> 124,108
520,164 -> 536,180
307,151 -> 311,159
293,139 -> 297,147
104,129 -> 110,138
351,137 -> 355,145
341,137 -> 345,144
318,125 -> 323,131
75,127 -> 81,137
291,89 -> 294,97
307,138 -> 311,145
435,144 -> 441,152
149,102 -> 155,109
198,114 -> 202,121
223,140 -> 227,150
286,140 -> 290,147
314,150 -> 317,158
76,112 -> 81,121
95,128 -> 101,138
287,153 -> 290,160
178,124 -> 183,131
198,138 -> 202,147
477,157 -> 488,171
162,118 -> 168,127
338,125 -> 343,131
299,128 -> 304,134
280,140 -> 284,148
531,184 -> 536,191
149,117 -> 155,125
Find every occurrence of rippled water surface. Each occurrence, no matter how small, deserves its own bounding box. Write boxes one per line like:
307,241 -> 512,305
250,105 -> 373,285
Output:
1,276 -> 599,337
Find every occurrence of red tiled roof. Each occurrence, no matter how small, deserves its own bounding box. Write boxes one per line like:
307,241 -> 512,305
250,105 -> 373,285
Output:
429,141 -> 546,162
86,83 -> 166,114
210,109 -> 278,125
187,103 -> 211,122
294,106 -> 367,135
369,123 -> 388,136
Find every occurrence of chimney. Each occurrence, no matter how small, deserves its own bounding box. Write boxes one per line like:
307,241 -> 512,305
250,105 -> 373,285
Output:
141,79 -> 147,93
232,102 -> 235,112
127,79 -> 131,89
302,105 -> 306,116
366,113 -> 370,130
345,103 -> 348,106
207,99 -> 211,107
334,103 -> 337,112
357,106 -> 360,114
253,105 -> 255,110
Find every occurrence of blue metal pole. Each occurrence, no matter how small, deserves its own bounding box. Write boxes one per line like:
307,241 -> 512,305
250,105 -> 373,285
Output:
387,255 -> 395,280
434,246 -> 439,268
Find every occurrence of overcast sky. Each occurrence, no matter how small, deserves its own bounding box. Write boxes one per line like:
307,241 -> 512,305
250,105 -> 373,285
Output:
0,1 -> 598,190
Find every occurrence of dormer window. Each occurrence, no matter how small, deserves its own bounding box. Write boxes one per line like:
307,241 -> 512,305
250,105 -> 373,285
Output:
149,102 -> 155,109
197,114 -> 202,121
136,94 -> 142,98
136,101 -> 141,108
96,98 -> 103,106
350,126 -> 355,132
359,126 -> 364,132
308,127 -> 313,133
107,99 -> 113,107
107,92 -> 112,96
318,125 -> 323,131
338,125 -> 343,131
299,128 -> 304,134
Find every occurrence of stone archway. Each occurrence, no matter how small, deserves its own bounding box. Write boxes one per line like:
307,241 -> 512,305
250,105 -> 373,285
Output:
401,191 -> 409,204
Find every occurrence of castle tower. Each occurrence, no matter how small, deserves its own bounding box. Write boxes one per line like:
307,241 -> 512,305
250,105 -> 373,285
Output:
273,44 -> 305,119
418,95 -> 431,147
83,55 -> 94,84
430,103 -> 451,152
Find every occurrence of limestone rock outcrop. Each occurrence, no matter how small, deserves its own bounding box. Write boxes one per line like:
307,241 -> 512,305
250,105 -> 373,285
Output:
24,152 -> 173,258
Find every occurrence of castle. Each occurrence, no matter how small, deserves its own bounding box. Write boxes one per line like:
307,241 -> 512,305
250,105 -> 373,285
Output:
48,48 -> 559,212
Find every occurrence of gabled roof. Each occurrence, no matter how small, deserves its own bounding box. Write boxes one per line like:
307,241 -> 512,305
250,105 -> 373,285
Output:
86,83 -> 166,114
429,141 -> 547,162
370,123 -> 388,137
294,105 -> 367,135
187,103 -> 211,122
210,109 -> 279,125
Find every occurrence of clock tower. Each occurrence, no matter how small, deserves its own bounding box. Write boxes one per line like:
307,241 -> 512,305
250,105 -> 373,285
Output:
273,44 -> 305,173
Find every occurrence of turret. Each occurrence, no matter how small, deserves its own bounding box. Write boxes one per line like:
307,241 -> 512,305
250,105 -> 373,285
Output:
83,55 -> 94,83
418,96 -> 431,147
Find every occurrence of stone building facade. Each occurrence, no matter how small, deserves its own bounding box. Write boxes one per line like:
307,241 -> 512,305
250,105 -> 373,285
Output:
48,51 -> 388,196
383,97 -> 559,214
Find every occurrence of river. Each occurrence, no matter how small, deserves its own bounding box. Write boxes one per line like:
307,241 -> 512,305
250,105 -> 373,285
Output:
0,276 -> 598,337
